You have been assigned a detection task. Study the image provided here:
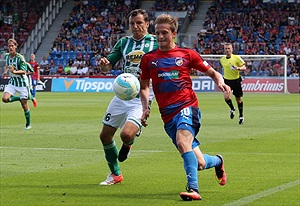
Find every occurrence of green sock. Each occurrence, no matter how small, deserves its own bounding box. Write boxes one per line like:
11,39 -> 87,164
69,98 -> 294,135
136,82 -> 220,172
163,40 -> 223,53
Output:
9,96 -> 20,102
24,110 -> 31,126
103,140 -> 121,176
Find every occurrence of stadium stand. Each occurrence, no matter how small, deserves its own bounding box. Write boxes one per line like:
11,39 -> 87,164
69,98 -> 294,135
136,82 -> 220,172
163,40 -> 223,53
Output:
0,0 -> 298,77
0,0 -> 51,47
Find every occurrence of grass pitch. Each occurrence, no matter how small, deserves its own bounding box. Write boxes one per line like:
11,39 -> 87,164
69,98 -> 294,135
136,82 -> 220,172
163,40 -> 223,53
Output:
0,92 -> 299,206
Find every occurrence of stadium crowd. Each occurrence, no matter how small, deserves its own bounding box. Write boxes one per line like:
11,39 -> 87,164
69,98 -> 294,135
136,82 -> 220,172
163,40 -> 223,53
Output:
195,0 -> 299,77
0,0 -> 51,47
0,0 -> 299,77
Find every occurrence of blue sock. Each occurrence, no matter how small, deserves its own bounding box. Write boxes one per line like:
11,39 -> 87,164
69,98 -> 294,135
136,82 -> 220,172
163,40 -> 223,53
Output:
182,151 -> 198,191
203,154 -> 222,169
32,88 -> 36,98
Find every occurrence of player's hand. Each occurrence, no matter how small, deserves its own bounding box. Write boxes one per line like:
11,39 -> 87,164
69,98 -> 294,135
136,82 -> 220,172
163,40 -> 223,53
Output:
141,109 -> 150,127
8,65 -> 15,73
223,84 -> 231,99
99,57 -> 112,72
98,57 -> 110,67
1,72 -> 7,78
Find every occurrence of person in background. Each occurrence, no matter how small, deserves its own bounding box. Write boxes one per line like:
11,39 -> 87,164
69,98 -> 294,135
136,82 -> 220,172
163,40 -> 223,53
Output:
98,9 -> 158,186
220,43 -> 246,125
57,63 -> 64,74
39,56 -> 49,75
28,53 -> 39,106
49,60 -> 58,75
139,14 -> 230,201
1,38 -> 34,129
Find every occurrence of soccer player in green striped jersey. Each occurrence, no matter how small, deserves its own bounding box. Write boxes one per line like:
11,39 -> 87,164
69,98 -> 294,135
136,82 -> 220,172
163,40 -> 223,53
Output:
1,38 -> 33,129
98,9 -> 158,185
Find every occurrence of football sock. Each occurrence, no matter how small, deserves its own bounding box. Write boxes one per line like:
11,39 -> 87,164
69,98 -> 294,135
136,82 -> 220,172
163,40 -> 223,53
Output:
32,88 -> 36,98
24,109 -> 31,126
225,99 -> 235,110
9,96 -> 20,102
182,151 -> 198,191
238,102 -> 243,117
103,140 -> 121,176
203,154 -> 222,169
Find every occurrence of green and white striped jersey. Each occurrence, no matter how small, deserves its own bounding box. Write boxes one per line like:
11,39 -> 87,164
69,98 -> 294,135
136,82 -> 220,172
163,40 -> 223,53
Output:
107,33 -> 158,77
4,52 -> 28,87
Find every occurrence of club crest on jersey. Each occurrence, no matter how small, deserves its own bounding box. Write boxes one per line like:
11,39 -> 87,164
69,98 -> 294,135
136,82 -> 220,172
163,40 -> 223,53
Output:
175,57 -> 183,66
126,50 -> 145,64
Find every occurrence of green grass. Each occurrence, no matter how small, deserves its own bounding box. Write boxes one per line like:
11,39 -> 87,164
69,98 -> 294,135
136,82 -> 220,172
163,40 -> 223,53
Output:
0,92 -> 299,206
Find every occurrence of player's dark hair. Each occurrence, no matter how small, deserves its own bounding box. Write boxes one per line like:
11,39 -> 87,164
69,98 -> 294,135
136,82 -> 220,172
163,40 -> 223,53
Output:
128,9 -> 149,22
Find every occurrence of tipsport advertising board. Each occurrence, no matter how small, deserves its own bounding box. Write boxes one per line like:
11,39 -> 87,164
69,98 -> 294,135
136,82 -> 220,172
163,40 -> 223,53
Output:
51,77 -> 216,92
51,78 -> 114,92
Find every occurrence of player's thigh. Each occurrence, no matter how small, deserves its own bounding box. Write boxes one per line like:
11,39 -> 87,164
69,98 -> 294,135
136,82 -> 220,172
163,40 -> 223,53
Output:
124,106 -> 143,131
17,86 -> 29,100
121,121 -> 140,139
32,79 -> 37,87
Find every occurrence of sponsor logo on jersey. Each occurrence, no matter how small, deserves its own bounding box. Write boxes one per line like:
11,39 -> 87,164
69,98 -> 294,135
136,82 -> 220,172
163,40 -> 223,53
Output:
126,50 -> 145,64
158,70 -> 179,79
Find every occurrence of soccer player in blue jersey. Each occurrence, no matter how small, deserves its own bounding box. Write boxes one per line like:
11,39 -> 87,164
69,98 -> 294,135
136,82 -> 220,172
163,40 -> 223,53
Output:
2,39 -> 33,129
140,14 -> 231,201
98,9 -> 159,185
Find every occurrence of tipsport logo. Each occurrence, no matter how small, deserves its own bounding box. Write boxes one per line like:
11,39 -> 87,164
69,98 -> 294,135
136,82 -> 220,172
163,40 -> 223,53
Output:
52,78 -> 114,92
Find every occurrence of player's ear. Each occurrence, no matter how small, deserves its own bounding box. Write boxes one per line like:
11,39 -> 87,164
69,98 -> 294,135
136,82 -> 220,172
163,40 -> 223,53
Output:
172,31 -> 177,40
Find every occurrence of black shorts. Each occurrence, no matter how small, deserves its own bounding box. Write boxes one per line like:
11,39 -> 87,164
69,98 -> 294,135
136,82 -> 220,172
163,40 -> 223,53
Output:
224,77 -> 243,98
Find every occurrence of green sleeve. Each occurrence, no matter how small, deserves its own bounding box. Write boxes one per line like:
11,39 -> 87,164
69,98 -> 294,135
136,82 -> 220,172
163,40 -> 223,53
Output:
26,62 -> 34,72
106,37 -> 127,67
16,53 -> 27,71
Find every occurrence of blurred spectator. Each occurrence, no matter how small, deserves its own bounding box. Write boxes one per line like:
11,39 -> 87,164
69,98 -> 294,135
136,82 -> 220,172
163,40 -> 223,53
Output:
43,64 -> 50,75
64,65 -> 71,75
39,56 -> 49,74
49,62 -> 58,75
77,63 -> 89,75
57,63 -> 64,74
70,63 -> 78,75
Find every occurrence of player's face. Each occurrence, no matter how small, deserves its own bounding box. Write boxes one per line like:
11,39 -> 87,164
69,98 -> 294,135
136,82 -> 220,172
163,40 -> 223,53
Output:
155,23 -> 176,51
224,45 -> 233,57
129,14 -> 149,40
7,41 -> 17,55
30,54 -> 35,61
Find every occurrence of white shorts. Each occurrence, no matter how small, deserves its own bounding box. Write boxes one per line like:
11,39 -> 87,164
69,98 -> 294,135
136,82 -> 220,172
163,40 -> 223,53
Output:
102,96 -> 143,130
4,84 -> 29,100
149,81 -> 155,101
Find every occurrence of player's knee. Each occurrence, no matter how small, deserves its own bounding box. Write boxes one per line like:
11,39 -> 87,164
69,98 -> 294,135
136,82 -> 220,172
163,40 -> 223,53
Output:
2,97 -> 9,103
99,131 -> 113,144
120,130 -> 134,144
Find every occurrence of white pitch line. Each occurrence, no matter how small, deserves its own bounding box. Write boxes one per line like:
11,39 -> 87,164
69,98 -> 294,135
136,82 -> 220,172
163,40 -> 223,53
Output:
223,179 -> 300,206
0,146 -> 164,153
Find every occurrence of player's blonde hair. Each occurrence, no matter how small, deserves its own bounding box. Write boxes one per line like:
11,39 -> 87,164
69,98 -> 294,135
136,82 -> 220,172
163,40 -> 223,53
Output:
7,38 -> 18,47
154,14 -> 178,33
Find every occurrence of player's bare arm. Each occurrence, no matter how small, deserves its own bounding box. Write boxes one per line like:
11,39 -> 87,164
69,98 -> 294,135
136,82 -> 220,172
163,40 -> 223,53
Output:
232,64 -> 246,71
205,67 -> 231,99
99,57 -> 112,72
140,79 -> 150,127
